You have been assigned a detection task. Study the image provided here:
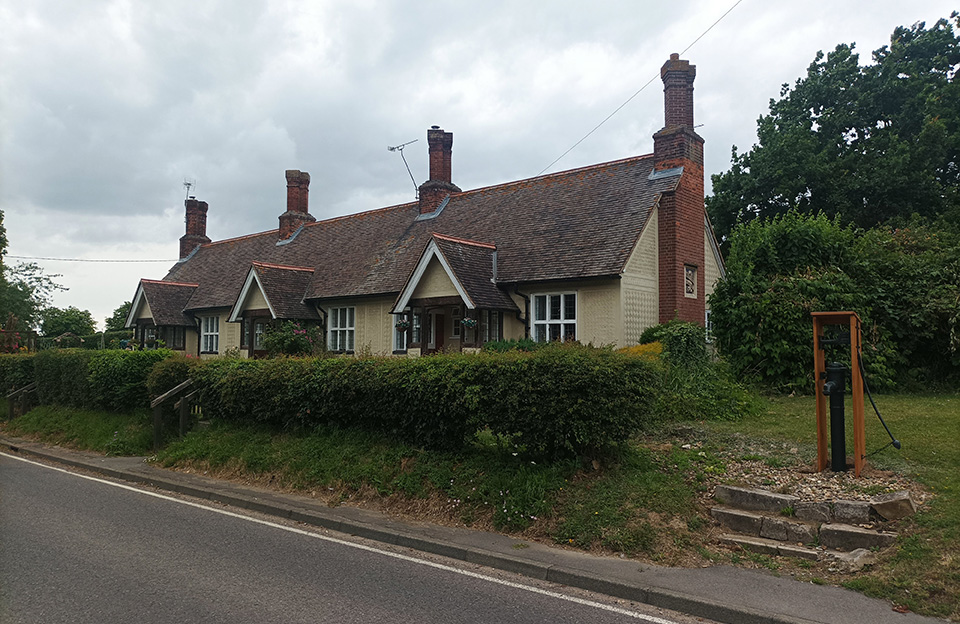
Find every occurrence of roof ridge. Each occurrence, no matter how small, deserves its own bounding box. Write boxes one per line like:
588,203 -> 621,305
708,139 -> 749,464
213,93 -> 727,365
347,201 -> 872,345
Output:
454,153 -> 655,199
143,279 -> 199,287
432,233 -> 496,249
252,261 -> 315,272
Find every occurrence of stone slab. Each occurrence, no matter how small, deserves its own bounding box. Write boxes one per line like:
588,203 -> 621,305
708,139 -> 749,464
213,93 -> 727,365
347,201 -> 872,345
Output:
710,507 -> 762,536
820,523 -> 898,551
719,534 -> 780,556
714,485 -> 799,514
795,501 -> 831,523
871,491 -> 916,521
831,499 -> 871,524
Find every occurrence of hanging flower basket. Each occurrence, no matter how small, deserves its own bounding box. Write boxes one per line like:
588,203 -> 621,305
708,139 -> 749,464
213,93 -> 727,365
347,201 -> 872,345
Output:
395,320 -> 411,330
460,317 -> 478,329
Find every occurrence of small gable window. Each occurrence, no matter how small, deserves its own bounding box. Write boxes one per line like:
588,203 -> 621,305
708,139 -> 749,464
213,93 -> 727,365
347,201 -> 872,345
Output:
201,316 -> 220,353
532,293 -> 576,342
328,307 -> 355,352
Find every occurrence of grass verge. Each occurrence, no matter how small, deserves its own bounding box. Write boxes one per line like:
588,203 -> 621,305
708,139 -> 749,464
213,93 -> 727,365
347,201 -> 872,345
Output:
1,404 -> 155,456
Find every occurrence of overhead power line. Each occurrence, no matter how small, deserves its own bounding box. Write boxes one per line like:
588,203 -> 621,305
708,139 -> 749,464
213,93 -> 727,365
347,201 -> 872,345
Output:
535,0 -> 745,177
6,255 -> 176,263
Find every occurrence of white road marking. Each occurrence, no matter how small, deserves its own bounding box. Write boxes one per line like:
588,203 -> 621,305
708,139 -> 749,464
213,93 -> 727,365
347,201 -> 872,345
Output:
2,450 -> 680,623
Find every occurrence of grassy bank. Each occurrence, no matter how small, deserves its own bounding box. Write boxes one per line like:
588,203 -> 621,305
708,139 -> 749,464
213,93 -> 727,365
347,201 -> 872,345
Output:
1,405 -> 155,456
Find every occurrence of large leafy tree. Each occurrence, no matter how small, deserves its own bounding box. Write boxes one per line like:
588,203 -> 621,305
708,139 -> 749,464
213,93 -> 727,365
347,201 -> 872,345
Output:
708,14 -> 960,245
0,210 -> 68,330
105,301 -> 132,332
40,306 -> 96,337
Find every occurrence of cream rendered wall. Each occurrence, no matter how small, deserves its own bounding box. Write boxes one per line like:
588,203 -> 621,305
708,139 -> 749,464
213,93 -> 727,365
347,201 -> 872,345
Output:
242,286 -> 269,312
412,259 -> 459,299
620,209 -> 659,346
525,279 -> 622,347
198,309 -> 240,359
134,299 -> 154,321
331,296 -> 396,355
704,227 -> 723,306
185,328 -> 199,356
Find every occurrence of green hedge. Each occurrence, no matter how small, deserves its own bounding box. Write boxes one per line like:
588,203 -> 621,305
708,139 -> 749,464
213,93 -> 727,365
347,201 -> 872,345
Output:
33,349 -> 174,411
0,354 -> 36,394
191,345 -> 659,457
37,330 -> 135,351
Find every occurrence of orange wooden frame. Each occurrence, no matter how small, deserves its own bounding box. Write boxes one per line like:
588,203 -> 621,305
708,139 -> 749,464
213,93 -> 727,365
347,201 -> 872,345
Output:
812,311 -> 866,477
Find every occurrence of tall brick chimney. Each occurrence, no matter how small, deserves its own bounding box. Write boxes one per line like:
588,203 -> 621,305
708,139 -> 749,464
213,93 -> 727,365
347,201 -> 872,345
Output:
179,197 -> 211,259
418,126 -> 461,214
279,170 -> 316,240
653,54 -> 706,325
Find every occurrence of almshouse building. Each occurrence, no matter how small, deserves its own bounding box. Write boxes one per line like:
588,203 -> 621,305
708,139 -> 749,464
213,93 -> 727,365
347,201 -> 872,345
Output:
126,54 -> 724,358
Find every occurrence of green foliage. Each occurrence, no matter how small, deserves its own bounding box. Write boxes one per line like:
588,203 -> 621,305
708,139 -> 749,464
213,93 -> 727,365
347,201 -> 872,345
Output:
4,404 -> 153,456
654,321 -> 708,366
0,353 -> 35,393
87,349 -> 173,411
40,306 -> 96,337
481,338 -> 543,352
710,211 -> 959,390
190,345 -> 660,458
261,321 -> 325,357
708,15 -> 960,246
146,354 -> 200,399
0,262 -> 66,331
37,330 -> 134,350
104,301 -> 132,332
33,348 -> 174,411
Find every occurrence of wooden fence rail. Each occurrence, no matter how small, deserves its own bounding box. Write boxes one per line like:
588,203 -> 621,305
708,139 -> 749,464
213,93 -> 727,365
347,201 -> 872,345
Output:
150,379 -> 197,451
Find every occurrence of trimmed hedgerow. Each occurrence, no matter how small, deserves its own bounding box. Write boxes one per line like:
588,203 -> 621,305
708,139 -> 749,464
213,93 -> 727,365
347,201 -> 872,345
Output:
190,345 -> 660,458
0,353 -> 36,393
33,348 -> 174,411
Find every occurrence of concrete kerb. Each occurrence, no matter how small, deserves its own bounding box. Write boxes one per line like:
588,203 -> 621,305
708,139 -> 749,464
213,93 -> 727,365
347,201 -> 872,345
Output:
0,437 -> 936,624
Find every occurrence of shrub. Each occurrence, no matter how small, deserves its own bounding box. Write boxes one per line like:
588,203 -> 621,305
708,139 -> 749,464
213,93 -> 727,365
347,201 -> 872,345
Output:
189,345 -> 661,458
88,349 -> 174,411
261,321 -> 325,357
481,338 -> 543,353
33,348 -> 174,411
617,342 -> 662,359
146,354 -> 201,399
0,353 -> 35,393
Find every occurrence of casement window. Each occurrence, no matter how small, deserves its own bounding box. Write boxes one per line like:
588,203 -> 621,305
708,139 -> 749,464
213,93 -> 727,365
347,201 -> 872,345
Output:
328,307 -> 355,352
532,293 -> 577,342
201,316 -> 220,353
393,311 -> 409,352
479,310 -> 501,343
163,326 -> 186,350
411,312 -> 422,345
451,306 -> 462,338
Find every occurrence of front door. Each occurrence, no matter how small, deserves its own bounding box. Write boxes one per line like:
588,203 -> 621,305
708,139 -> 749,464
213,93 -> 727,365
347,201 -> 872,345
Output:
426,312 -> 445,354
252,319 -> 269,358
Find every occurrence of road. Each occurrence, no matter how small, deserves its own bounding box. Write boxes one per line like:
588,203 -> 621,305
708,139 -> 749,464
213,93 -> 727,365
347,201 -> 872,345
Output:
0,452 -> 704,624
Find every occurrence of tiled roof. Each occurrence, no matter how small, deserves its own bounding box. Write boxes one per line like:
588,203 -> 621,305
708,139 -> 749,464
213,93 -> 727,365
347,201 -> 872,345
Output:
251,262 -> 321,320
140,280 -> 198,326
431,235 -> 517,311
162,154 -> 679,312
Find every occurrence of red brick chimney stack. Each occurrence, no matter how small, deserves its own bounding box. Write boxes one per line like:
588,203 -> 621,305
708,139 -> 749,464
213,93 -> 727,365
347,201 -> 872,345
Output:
653,54 -> 706,326
279,170 -> 316,240
179,197 -> 211,259
418,126 -> 461,214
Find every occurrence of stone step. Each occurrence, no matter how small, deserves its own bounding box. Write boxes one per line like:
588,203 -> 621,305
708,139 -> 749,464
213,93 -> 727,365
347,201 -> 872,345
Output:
714,485 -> 799,514
819,523 -> 898,551
719,534 -> 820,561
710,506 -> 818,545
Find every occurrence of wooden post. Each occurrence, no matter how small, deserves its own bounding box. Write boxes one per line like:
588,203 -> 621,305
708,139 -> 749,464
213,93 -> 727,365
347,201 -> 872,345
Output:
811,312 -> 866,477
153,404 -> 163,452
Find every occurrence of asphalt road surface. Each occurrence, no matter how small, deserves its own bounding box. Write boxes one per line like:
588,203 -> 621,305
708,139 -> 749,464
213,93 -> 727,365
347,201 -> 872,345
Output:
0,452 -> 707,624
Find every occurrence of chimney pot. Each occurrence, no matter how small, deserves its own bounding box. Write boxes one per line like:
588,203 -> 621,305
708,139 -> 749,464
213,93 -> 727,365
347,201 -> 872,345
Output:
179,197 -> 211,258
279,169 -> 315,240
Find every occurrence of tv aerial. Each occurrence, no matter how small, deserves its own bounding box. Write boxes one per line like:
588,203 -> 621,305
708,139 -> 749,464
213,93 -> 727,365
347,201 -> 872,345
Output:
388,139 -> 418,197
183,177 -> 197,199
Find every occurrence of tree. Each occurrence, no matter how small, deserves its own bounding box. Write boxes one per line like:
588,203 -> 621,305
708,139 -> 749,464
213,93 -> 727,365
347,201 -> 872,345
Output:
105,301 -> 132,332
707,14 -> 960,246
40,306 -> 96,337
0,210 -> 67,330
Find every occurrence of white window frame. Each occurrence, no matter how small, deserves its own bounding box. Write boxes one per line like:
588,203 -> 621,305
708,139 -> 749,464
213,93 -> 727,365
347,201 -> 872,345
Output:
201,315 -> 220,353
479,310 -> 501,344
451,306 -> 462,338
328,307 -> 355,352
705,309 -> 714,344
393,310 -> 409,352
532,293 -> 577,342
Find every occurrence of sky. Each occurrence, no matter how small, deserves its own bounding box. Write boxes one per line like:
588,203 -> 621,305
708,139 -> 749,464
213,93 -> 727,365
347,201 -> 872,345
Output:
1,0 -> 956,331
